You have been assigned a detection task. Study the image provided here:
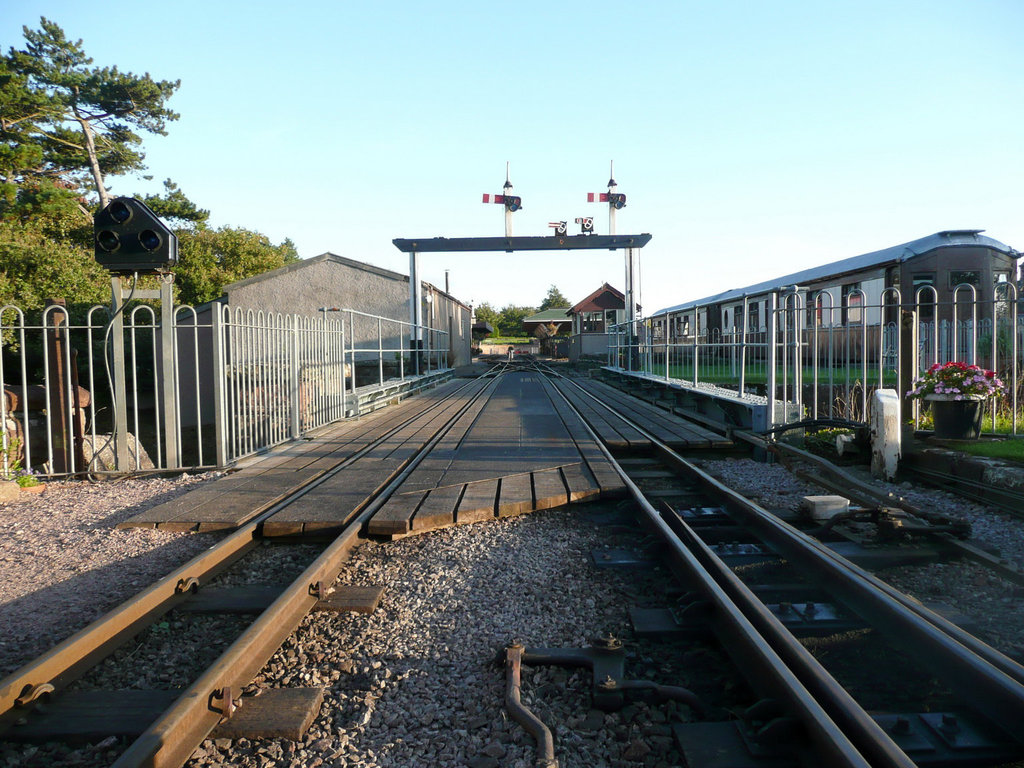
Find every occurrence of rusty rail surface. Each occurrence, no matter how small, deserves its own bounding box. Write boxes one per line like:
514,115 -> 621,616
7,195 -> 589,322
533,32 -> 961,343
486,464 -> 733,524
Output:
537,365 -> 908,768
0,371 -> 502,765
110,372 -> 502,767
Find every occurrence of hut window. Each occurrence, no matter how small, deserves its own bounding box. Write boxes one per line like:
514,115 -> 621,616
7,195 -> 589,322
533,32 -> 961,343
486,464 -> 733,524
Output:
949,270 -> 979,289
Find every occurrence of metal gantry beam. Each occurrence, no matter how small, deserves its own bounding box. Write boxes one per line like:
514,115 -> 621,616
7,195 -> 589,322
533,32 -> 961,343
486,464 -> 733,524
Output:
392,234 -> 652,253
395,233 -> 653,373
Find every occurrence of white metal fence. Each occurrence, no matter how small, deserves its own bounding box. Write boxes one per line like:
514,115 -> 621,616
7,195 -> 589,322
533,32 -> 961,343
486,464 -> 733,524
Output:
1,301 -> 449,479
609,285 -> 1021,434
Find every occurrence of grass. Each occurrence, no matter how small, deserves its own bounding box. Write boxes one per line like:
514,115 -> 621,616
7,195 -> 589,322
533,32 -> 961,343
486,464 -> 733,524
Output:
933,436 -> 1024,462
641,362 -> 898,388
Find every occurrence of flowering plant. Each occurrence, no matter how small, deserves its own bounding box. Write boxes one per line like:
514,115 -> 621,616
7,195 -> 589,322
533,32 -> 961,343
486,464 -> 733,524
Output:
907,361 -> 1005,401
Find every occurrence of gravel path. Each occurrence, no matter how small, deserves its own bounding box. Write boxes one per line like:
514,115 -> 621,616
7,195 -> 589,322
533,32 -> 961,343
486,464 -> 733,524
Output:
2,455 -> 1024,767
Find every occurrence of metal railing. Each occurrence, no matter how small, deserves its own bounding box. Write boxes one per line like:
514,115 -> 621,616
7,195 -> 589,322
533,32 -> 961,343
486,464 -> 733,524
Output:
1,301 -> 449,478
609,285 -> 1022,434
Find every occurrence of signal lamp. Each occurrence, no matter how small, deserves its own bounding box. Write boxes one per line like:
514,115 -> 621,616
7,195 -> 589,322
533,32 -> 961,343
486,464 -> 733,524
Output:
94,197 -> 177,274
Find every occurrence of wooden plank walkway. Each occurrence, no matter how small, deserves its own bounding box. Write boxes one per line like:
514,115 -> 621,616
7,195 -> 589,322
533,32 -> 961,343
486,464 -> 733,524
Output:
550,376 -> 730,450
365,371 -> 626,538
118,377 -> 482,531
119,367 -> 720,540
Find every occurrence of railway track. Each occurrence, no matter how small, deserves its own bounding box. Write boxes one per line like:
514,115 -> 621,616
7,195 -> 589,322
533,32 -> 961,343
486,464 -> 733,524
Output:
533,363 -> 1024,767
0,365 -> 515,767
3,360 -> 1024,767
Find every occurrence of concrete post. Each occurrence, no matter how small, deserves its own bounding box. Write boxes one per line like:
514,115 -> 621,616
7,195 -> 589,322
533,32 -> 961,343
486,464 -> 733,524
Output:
870,389 -> 901,481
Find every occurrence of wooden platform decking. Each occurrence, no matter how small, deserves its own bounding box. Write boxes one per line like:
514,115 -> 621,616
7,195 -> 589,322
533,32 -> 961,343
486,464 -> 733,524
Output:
117,377 -> 481,532
364,371 -> 625,538
118,368 -> 728,539
550,376 -> 731,449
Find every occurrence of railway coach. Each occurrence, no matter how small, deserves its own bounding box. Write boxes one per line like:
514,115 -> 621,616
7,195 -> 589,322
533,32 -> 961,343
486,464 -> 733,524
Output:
652,229 -> 1020,354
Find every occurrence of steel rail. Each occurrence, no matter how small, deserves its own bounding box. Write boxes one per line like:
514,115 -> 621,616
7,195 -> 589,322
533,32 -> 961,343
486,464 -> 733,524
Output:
538,371 -> 896,768
734,430 -> 1024,684
110,372 -> 506,768
662,441 -> 1024,738
0,372 -> 496,730
546,368 -> 1024,748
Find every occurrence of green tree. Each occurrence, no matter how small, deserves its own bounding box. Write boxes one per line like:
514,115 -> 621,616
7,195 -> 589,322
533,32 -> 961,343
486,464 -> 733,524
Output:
474,302 -> 499,332
143,179 -> 209,230
5,17 -> 180,208
539,284 -> 570,311
174,226 -> 299,306
0,217 -> 109,312
497,304 -> 536,337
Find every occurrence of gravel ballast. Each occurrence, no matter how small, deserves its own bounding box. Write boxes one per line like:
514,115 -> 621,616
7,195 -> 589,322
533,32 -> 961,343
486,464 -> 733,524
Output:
0,474 -> 221,675
2,456 -> 1024,767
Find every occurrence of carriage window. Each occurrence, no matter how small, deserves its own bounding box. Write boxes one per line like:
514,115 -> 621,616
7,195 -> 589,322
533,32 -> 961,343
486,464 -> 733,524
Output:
995,271 -> 1010,284
842,283 -> 862,325
949,270 -> 979,289
913,273 -> 935,319
748,303 -> 759,331
734,305 -> 744,331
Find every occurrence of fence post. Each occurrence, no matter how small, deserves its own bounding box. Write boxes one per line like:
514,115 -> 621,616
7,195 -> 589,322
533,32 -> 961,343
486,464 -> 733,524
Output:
44,299 -> 74,473
341,318 -> 348,418
900,309 -> 919,429
378,316 -> 384,386
211,304 -> 228,467
290,315 -> 301,440
110,276 -> 130,471
767,292 -> 778,432
160,275 -> 180,470
691,308 -> 699,386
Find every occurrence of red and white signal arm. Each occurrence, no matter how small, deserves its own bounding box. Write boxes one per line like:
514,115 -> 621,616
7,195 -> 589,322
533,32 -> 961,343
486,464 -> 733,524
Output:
548,221 -> 568,236
574,217 -> 594,233
482,194 -> 506,204
588,192 -> 626,209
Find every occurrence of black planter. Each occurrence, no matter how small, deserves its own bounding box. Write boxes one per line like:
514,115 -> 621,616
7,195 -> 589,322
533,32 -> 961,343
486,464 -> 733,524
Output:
929,397 -> 983,440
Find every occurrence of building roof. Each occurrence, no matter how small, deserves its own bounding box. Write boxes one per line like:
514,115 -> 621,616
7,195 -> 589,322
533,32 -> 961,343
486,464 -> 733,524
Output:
523,308 -> 571,324
222,252 -> 470,310
570,283 -> 626,314
653,230 -> 1019,315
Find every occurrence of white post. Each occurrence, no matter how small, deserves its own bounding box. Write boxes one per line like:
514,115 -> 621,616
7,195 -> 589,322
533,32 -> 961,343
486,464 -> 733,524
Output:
870,389 -> 901,481
767,292 -> 778,432
624,247 -> 638,370
159,274 -> 179,469
409,250 -> 422,374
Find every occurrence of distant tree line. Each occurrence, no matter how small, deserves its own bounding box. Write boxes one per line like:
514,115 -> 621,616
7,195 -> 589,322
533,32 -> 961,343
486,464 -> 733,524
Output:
0,17 -> 298,315
475,285 -> 571,337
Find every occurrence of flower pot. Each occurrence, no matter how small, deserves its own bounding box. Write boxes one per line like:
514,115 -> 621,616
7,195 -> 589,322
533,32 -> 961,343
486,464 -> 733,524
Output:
926,395 -> 984,440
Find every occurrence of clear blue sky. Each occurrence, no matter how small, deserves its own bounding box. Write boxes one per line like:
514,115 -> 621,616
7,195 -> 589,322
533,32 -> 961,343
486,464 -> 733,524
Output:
5,0 -> 1023,315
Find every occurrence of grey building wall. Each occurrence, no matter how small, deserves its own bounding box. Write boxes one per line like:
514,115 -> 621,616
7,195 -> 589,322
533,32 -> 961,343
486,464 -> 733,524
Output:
222,253 -> 472,366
